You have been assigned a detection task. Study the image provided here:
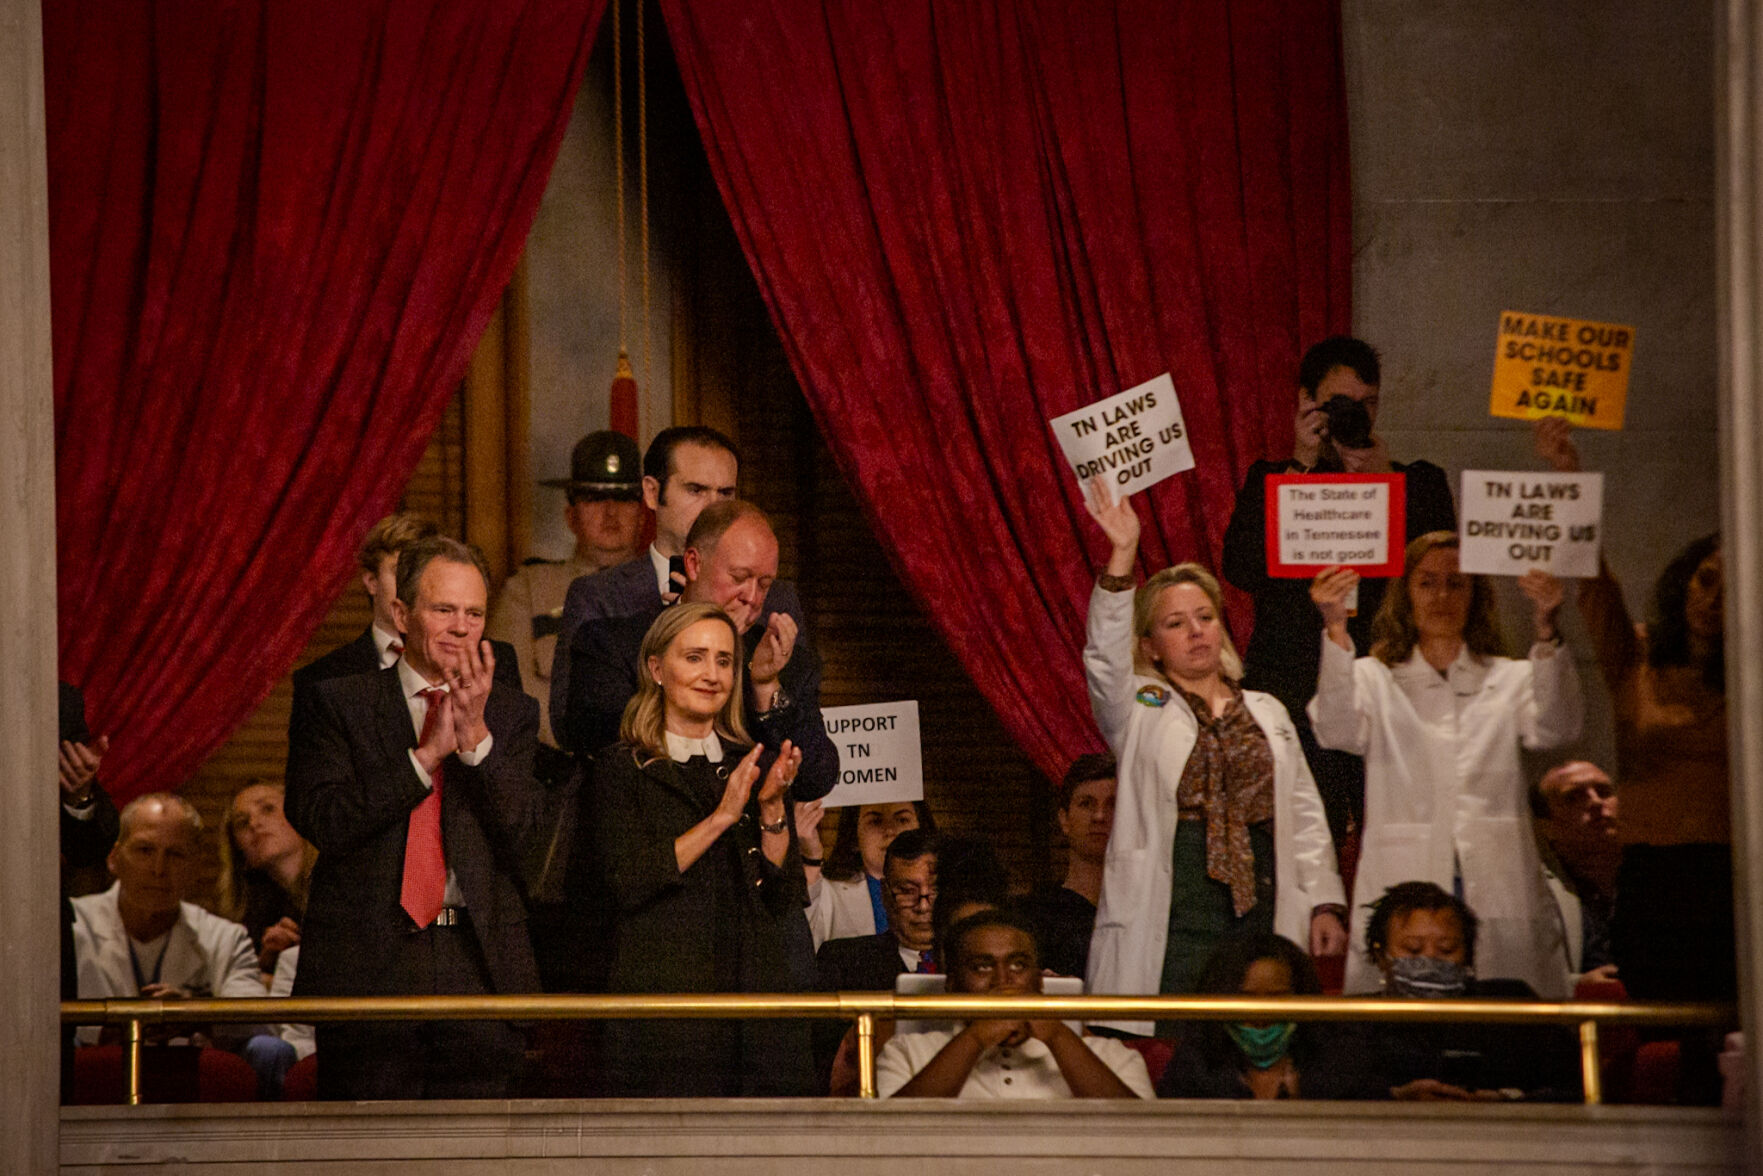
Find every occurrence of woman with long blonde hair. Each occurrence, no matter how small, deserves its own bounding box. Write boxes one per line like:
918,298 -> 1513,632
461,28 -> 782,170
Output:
1309,531 -> 1583,996
1082,479 -> 1344,1031
216,780 -> 316,985
586,601 -> 812,1096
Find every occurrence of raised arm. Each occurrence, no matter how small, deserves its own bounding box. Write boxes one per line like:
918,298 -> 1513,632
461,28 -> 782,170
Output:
1306,567 -> 1372,755
1082,477 -> 1142,750
1517,573 -> 1585,750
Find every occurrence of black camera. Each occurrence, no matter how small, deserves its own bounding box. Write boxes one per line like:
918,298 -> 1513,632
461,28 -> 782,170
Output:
1318,395 -> 1374,451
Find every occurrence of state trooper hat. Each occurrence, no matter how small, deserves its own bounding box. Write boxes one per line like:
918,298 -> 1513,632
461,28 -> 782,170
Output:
540,430 -> 642,499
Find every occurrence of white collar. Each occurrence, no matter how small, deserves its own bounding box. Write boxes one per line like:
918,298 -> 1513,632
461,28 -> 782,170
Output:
396,656 -> 447,700
649,544 -> 672,598
665,730 -> 723,763
372,624 -> 403,667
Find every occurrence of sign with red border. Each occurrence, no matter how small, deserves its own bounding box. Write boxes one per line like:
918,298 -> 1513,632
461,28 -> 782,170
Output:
1264,473 -> 1407,578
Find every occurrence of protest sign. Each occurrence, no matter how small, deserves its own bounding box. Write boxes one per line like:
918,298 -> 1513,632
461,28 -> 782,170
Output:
818,701 -> 923,809
1458,470 -> 1604,577
1490,311 -> 1634,430
1050,372 -> 1194,497
1264,474 -> 1407,578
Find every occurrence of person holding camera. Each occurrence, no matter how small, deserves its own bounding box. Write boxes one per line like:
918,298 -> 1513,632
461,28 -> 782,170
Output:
1220,337 -> 1456,871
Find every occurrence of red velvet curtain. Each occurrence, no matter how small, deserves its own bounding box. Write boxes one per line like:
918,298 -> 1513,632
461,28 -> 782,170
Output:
661,1 -> 1352,782
46,1 -> 605,801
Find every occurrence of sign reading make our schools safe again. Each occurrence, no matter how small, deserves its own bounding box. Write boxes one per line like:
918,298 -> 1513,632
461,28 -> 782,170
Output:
1050,372 -> 1195,497
1490,311 -> 1634,430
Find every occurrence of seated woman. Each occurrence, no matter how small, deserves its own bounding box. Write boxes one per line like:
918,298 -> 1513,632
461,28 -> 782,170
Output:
587,601 -> 814,1097
1310,533 -> 1582,998
797,797 -> 935,949
216,780 -> 315,986
1157,934 -> 1376,1100
216,780 -> 320,1088
1349,882 -> 1580,1102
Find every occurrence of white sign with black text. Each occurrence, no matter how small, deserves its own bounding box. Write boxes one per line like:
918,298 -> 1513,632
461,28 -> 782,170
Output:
1458,470 -> 1604,578
817,700 -> 924,809
1050,372 -> 1194,497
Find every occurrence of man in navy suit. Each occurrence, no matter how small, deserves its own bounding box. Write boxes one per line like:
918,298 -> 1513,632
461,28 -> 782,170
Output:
548,426 -> 739,746
285,536 -> 544,1099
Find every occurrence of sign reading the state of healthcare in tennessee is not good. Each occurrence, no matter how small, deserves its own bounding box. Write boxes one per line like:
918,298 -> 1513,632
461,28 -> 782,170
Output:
1264,473 -> 1407,578
817,701 -> 924,809
1050,372 -> 1195,497
1490,311 -> 1635,431
1458,471 -> 1604,578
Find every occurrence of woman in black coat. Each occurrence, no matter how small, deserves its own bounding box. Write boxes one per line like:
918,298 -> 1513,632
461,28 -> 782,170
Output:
588,601 -> 813,1096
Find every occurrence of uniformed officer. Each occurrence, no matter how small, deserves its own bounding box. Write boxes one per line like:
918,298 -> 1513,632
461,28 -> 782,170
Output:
489,431 -> 645,752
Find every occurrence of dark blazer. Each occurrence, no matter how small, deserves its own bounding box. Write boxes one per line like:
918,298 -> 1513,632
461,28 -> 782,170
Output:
815,930 -> 911,992
588,743 -> 813,1096
564,579 -> 838,800
284,666 -> 544,997
549,556 -> 660,746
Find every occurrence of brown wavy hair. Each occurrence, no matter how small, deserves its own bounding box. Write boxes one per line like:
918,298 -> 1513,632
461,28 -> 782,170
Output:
619,602 -> 751,763
1369,531 -> 1504,666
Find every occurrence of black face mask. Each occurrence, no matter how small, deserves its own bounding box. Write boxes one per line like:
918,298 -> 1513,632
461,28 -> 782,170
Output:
1385,955 -> 1471,998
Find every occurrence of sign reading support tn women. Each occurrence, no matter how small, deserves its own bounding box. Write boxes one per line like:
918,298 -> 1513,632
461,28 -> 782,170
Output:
818,701 -> 924,808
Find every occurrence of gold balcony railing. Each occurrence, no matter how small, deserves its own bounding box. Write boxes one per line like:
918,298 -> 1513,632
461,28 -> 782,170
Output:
62,993 -> 1735,1107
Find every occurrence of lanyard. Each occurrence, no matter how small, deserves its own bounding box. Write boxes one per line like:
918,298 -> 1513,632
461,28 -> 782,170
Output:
128,934 -> 169,992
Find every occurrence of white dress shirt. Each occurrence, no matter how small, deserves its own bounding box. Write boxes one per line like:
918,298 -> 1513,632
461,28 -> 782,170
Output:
876,1027 -> 1154,1099
397,658 -> 493,907
372,624 -> 403,668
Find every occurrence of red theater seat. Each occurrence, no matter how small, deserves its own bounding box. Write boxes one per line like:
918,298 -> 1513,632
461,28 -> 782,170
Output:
69,1044 -> 260,1104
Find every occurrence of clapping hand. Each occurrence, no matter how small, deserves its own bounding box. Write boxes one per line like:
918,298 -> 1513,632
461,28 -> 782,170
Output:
59,734 -> 109,805
716,744 -> 766,829
749,612 -> 799,687
443,639 -> 494,749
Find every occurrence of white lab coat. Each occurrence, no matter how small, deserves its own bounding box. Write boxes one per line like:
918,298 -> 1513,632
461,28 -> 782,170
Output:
805,875 -> 878,950
70,882 -> 270,1044
1309,637 -> 1582,997
1083,585 -> 1344,1035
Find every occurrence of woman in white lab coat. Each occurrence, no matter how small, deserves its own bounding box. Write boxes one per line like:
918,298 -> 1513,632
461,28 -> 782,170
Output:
1082,480 -> 1345,1034
1309,532 -> 1582,997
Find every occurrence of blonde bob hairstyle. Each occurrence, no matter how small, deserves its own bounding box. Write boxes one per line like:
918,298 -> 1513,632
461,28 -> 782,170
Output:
620,601 -> 752,763
1368,531 -> 1505,667
1131,563 -> 1244,683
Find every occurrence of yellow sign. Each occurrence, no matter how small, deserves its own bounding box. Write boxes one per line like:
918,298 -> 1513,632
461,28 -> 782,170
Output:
1489,311 -> 1635,431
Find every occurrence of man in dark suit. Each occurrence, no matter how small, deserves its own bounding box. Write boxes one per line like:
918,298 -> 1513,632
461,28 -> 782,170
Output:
549,426 -> 739,745
285,536 -> 544,1100
815,831 -> 941,989
565,499 -> 838,800
292,513 -> 520,720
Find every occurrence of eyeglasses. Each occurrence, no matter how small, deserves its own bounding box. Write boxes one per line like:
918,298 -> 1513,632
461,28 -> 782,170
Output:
887,884 -> 937,908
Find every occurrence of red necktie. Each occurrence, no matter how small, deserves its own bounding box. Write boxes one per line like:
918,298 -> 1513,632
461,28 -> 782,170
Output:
400,688 -> 448,927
